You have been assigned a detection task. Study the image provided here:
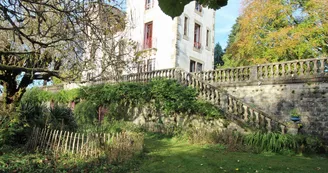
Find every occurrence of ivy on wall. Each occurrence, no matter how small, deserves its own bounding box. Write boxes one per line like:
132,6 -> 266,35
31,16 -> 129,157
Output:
27,79 -> 223,125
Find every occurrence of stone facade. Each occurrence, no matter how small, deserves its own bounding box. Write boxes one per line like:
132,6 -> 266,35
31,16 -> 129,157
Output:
111,103 -> 247,134
225,82 -> 328,142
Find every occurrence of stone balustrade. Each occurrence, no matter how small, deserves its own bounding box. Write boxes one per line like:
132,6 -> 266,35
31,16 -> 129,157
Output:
176,70 -> 286,133
39,67 -> 288,133
195,57 -> 328,86
120,68 -> 177,82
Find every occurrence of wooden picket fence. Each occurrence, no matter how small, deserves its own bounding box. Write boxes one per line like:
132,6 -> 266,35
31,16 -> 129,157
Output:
26,127 -> 143,158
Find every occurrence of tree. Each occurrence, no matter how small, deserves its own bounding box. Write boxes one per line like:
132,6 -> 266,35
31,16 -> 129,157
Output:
221,17 -> 241,67
158,0 -> 228,18
0,0 -> 136,107
214,43 -> 224,68
225,17 -> 240,51
224,0 -> 328,66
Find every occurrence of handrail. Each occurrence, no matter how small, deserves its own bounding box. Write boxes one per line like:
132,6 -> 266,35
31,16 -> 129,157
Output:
194,57 -> 328,86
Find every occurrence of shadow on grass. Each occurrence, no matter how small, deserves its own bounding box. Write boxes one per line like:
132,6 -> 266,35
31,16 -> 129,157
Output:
1,133 -> 328,173
136,133 -> 328,173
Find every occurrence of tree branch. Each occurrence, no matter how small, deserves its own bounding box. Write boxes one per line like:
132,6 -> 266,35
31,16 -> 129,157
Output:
0,64 -> 60,78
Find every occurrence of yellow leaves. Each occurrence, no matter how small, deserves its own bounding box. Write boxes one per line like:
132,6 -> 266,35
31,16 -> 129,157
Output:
224,0 -> 328,67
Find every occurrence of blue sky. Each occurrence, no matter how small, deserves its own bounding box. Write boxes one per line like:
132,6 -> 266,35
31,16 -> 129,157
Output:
214,0 -> 241,49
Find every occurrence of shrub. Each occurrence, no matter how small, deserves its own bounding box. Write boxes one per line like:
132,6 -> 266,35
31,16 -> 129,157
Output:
73,100 -> 98,129
48,104 -> 77,131
0,110 -> 25,146
104,131 -> 144,164
185,128 -> 245,151
244,131 -> 298,153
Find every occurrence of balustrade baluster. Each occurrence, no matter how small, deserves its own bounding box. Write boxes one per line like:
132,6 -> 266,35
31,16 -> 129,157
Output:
231,69 -> 235,82
281,64 -> 286,78
238,68 -> 243,81
313,59 -> 319,75
211,88 -> 215,103
254,111 -> 260,128
260,114 -> 266,130
258,66 -> 262,80
218,70 -> 221,83
228,97 -> 233,113
319,59 -> 325,74
265,118 -> 272,132
242,105 -> 249,121
236,69 -> 240,81
305,61 -> 311,76
208,87 -> 212,102
299,61 -> 304,76
203,72 -> 207,82
293,62 -> 298,76
275,64 -> 279,78
280,125 -> 286,134
249,109 -> 254,126
287,63 -> 291,77
238,102 -> 243,114
264,65 -> 268,79
210,71 -> 214,83
270,65 -> 274,79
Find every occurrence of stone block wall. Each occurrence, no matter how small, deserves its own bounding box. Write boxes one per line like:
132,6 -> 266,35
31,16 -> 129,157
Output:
224,82 -> 328,142
111,103 -> 246,134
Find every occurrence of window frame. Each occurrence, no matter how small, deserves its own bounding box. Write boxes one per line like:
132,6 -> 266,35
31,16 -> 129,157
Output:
206,29 -> 210,48
144,21 -> 153,49
145,0 -> 154,10
147,58 -> 155,72
184,16 -> 188,36
195,1 -> 203,14
190,60 -> 203,72
194,23 -> 201,49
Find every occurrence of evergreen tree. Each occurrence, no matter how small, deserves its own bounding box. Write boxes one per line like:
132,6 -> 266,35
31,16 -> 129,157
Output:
214,43 -> 224,68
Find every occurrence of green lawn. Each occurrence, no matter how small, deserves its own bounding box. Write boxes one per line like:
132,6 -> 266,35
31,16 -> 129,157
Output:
1,133 -> 327,173
136,133 -> 328,173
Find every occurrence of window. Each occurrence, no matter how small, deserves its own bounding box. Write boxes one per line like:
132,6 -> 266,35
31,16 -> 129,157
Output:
144,22 -> 153,49
190,60 -> 196,72
184,17 -> 188,36
197,63 -> 203,72
195,2 -> 202,13
190,60 -> 203,72
137,61 -> 146,73
145,0 -> 153,10
87,72 -> 93,81
194,23 -> 201,49
147,59 -> 155,71
206,29 -> 210,47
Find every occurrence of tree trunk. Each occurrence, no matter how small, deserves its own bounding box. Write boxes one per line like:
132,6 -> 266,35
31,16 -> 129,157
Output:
1,73 -> 33,110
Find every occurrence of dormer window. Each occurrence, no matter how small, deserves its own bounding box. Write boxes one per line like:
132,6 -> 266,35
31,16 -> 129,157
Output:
195,2 -> 202,13
145,0 -> 154,10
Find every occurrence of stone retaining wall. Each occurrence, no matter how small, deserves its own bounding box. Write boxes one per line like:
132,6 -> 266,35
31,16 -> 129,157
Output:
225,82 -> 328,142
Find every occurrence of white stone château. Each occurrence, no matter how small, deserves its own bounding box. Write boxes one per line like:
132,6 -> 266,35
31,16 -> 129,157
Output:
126,0 -> 215,73
82,1 -> 216,81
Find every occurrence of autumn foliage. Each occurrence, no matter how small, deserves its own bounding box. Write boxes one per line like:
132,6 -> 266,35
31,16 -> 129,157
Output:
223,0 -> 328,67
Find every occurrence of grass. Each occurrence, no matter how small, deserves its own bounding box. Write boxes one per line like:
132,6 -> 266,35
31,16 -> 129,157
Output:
1,133 -> 327,173
136,133 -> 328,173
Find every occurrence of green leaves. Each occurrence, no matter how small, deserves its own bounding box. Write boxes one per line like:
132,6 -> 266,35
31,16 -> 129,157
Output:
158,0 -> 228,18
158,0 -> 191,18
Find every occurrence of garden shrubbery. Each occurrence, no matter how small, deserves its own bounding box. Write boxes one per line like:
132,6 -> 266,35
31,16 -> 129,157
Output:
185,129 -> 326,155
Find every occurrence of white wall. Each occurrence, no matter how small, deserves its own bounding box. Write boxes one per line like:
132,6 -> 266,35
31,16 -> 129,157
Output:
121,0 -> 215,73
177,2 -> 215,72
126,0 -> 178,71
